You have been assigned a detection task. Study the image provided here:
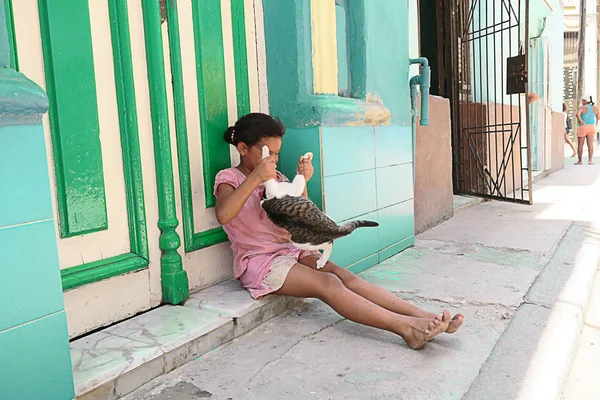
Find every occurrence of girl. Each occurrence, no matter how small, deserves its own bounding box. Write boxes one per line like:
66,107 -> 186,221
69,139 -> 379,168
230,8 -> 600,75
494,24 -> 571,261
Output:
214,113 -> 464,350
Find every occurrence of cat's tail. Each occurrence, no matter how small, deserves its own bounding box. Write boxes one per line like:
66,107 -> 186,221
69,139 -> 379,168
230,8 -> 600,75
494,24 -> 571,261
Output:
337,220 -> 379,236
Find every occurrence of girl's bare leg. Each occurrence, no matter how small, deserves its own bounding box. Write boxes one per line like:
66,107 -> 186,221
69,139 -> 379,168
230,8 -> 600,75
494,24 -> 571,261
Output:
299,255 -> 464,334
565,133 -> 577,156
276,263 -> 450,349
586,135 -> 594,164
577,137 -> 585,164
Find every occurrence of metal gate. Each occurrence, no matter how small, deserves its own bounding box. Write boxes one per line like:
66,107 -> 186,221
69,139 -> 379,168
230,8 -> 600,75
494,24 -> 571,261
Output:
446,0 -> 532,204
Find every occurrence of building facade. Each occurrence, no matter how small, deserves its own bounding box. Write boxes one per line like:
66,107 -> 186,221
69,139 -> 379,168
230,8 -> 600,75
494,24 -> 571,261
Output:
563,0 -> 599,127
1,0 -> 419,345
0,0 -> 566,398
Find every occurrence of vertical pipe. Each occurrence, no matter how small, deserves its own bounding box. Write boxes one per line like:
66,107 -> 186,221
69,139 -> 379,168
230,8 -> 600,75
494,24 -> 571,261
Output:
409,57 -> 430,191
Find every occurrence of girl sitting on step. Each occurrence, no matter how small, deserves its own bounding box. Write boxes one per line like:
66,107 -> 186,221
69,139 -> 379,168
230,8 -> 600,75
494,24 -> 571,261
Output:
213,113 -> 464,350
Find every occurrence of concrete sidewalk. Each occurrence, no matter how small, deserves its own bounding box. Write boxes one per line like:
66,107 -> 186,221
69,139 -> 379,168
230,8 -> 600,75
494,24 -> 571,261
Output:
123,162 -> 600,400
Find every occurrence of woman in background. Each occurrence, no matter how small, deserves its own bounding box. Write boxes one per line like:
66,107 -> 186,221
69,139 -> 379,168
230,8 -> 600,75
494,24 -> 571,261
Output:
575,94 -> 600,165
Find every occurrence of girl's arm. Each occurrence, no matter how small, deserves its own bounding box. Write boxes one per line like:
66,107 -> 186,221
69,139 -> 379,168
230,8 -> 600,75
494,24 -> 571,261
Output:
577,107 -> 585,125
215,157 -> 276,225
528,92 -> 539,104
215,176 -> 261,225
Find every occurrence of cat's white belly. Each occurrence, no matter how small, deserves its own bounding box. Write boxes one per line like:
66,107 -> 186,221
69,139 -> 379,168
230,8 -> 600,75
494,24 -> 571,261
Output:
293,242 -> 333,269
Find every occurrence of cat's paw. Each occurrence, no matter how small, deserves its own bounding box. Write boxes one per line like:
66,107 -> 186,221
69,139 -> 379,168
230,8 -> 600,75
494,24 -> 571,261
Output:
303,152 -> 313,161
262,145 -> 270,160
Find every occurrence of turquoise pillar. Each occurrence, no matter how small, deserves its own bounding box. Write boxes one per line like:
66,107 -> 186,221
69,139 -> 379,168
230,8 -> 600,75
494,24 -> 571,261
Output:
263,0 -> 414,274
0,0 -> 75,398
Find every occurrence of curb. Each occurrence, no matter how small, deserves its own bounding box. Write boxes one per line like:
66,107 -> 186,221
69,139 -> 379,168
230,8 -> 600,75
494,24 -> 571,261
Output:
463,223 -> 600,400
519,224 -> 600,400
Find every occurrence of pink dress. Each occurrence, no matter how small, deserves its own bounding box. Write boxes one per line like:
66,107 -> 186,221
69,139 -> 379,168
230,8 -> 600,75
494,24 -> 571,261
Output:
214,168 -> 319,299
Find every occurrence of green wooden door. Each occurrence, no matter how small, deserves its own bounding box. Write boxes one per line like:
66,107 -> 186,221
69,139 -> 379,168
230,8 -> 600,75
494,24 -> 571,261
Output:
10,0 -> 260,337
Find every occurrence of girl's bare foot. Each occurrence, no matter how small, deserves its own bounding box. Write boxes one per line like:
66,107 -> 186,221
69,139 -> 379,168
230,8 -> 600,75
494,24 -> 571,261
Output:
572,153 -> 577,157
401,311 -> 450,350
446,313 -> 464,334
575,161 -> 583,165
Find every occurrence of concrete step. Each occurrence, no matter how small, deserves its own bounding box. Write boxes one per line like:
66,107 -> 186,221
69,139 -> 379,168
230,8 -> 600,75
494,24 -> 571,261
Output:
452,194 -> 484,215
71,280 -> 299,399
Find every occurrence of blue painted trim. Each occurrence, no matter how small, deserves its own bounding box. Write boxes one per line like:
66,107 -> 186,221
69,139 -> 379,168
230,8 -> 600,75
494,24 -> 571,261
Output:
0,68 -> 48,126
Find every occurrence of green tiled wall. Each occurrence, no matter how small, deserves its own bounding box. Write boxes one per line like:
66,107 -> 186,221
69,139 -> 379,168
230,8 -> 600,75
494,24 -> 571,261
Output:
375,126 -> 413,167
0,124 -> 75,399
378,201 -> 415,249
324,170 -> 377,222
322,125 -> 415,270
0,311 -> 74,400
322,126 -> 375,175
376,164 -> 413,209
330,211 -> 379,266
0,125 -> 54,227
0,220 -> 65,332
280,127 -> 323,210
379,236 -> 416,263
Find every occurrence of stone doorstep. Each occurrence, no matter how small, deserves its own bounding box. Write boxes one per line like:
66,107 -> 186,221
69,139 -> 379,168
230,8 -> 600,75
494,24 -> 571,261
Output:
452,195 -> 484,214
72,280 -> 300,400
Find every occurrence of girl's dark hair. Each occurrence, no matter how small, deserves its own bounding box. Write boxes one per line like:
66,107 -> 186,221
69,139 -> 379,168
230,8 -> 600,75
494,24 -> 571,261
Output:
224,113 -> 286,147
563,103 -> 567,113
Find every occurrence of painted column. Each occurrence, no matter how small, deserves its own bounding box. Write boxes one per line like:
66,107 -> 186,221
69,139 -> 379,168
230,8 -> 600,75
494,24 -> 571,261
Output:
0,0 -> 74,398
141,0 -> 189,304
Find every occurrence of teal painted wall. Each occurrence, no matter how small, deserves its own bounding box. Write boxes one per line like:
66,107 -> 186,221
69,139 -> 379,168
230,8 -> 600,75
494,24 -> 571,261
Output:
527,0 -> 564,168
0,7 -> 75,395
529,0 -> 563,112
529,38 -> 545,170
408,0 -> 420,78
469,0 -> 563,111
363,0 -> 411,125
471,0 -> 522,104
263,0 -> 414,271
548,7 -> 564,112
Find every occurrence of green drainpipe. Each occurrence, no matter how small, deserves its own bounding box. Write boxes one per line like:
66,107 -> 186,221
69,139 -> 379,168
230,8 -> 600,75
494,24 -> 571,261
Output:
409,57 -> 431,184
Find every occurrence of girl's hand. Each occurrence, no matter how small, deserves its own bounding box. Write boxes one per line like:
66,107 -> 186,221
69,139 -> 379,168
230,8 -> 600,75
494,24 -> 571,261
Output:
297,154 -> 314,182
252,156 -> 277,182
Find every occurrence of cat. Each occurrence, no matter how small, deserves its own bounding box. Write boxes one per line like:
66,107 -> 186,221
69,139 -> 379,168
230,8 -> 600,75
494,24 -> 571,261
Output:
260,146 -> 379,269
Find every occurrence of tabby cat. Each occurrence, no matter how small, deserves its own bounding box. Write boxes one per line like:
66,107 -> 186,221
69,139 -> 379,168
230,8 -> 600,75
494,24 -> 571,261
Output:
260,146 -> 378,269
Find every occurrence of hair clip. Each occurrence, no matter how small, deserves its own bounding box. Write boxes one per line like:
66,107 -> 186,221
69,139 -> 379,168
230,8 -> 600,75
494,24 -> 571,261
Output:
230,129 -> 235,142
